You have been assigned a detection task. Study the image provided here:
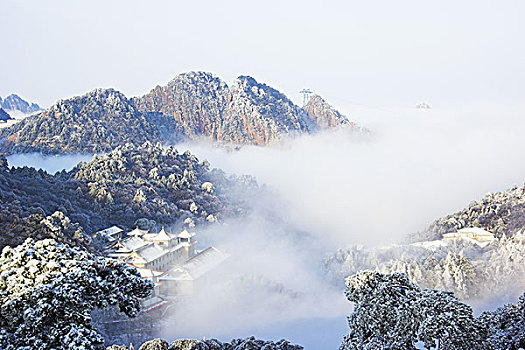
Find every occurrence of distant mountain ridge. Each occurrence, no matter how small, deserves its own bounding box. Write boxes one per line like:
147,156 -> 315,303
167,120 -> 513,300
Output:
0,89 -> 183,154
134,72 -> 314,144
0,72 -> 364,154
0,94 -> 42,115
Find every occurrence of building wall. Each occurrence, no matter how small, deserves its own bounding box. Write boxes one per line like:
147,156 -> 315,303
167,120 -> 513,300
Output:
159,280 -> 193,296
144,244 -> 193,271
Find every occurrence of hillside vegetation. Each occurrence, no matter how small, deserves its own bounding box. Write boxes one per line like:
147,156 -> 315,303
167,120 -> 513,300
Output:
0,143 -> 254,250
325,183 -> 525,300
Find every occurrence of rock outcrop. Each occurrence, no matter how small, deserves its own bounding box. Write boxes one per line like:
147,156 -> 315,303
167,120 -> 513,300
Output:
303,94 -> 348,129
135,72 -> 340,145
221,75 -> 311,144
134,72 -> 230,139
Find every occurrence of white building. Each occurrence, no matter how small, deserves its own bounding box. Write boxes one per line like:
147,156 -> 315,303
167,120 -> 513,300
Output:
442,227 -> 496,246
159,247 -> 230,296
94,226 -> 124,242
106,227 -> 196,272
103,226 -> 228,299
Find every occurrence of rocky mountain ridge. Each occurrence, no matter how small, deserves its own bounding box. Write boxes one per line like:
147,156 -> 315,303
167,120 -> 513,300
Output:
0,93 -> 42,115
0,72 -> 363,154
0,88 -> 184,154
108,337 -> 302,350
136,72 -> 361,145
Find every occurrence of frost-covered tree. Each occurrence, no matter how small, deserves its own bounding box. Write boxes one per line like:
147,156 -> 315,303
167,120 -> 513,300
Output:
413,289 -> 482,349
479,292 -> 525,350
0,238 -> 153,350
437,252 -> 476,299
341,272 -> 421,349
324,231 -> 525,301
0,142 -> 257,249
340,271 -> 485,350
412,184 -> 525,241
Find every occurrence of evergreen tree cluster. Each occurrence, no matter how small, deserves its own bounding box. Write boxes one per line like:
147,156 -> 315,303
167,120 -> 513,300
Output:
325,231 -> 525,300
0,238 -> 153,350
340,271 -> 525,350
0,143 -> 255,250
412,184 -> 525,242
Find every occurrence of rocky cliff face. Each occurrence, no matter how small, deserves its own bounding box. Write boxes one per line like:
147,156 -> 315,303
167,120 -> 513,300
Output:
223,76 -> 311,144
136,71 -> 356,145
134,72 -> 231,139
303,94 -> 350,129
1,94 -> 42,114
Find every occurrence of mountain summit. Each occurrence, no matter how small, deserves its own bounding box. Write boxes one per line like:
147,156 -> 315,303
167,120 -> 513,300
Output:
135,71 -> 360,145
0,72 -> 363,154
0,94 -> 42,116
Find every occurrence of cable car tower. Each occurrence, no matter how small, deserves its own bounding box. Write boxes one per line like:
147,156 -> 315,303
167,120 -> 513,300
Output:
299,89 -> 312,107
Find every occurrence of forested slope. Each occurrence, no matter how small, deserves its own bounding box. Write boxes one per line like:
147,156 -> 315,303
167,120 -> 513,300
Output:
0,89 -> 184,154
0,143 -> 254,249
325,184 -> 525,300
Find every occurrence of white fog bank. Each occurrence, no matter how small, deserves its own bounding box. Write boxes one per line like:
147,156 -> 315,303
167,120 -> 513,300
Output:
180,102 -> 525,248
157,102 -> 525,348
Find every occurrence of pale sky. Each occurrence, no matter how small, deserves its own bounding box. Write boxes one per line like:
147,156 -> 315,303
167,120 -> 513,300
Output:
1,0 -> 524,109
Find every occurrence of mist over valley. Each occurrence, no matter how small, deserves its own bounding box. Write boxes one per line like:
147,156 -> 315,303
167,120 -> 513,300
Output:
1,1 -> 525,348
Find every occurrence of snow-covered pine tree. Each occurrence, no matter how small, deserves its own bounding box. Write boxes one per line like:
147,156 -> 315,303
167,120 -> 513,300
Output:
0,238 -> 153,350
479,292 -> 525,350
340,271 -> 421,349
340,271 -> 485,350
414,289 -> 483,349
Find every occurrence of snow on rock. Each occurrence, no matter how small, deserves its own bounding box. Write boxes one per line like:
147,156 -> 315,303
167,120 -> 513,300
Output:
135,71 -> 363,146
